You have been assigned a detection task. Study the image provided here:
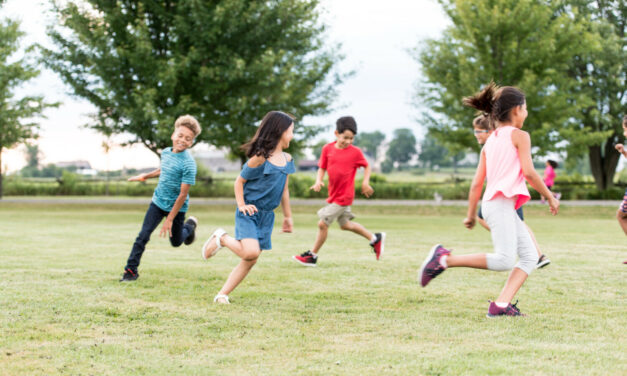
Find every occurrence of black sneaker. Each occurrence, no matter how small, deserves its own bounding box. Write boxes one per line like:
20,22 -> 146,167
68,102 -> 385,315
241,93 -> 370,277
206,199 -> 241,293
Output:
119,268 -> 139,282
292,250 -> 317,267
536,254 -> 551,269
184,216 -> 198,245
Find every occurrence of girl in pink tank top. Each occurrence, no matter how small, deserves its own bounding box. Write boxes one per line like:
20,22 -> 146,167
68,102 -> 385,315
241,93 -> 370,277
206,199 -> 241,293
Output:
419,82 -> 559,317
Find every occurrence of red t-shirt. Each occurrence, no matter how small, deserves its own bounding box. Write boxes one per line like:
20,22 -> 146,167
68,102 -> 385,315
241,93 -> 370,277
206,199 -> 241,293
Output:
319,142 -> 368,206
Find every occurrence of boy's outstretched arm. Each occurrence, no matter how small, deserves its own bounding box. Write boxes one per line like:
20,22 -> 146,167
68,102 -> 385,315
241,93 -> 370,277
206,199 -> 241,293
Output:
128,168 -> 160,182
281,177 -> 293,233
159,183 -> 191,238
310,168 -> 326,191
361,164 -> 374,198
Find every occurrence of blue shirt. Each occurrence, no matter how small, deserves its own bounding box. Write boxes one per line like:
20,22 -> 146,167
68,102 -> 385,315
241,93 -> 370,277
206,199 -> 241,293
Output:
240,157 -> 295,211
152,147 -> 196,212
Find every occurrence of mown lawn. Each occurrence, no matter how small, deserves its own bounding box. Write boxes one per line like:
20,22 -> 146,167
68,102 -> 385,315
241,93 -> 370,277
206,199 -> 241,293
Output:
0,200 -> 624,375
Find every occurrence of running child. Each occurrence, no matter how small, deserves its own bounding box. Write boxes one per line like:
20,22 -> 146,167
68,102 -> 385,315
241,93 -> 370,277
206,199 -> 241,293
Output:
472,115 -> 550,269
293,116 -> 385,267
541,159 -> 560,202
419,83 -> 559,317
201,111 -> 295,304
120,115 -> 201,282
614,115 -> 627,245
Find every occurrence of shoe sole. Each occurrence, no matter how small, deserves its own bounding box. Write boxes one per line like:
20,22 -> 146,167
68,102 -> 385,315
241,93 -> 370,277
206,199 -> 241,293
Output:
418,244 -> 442,287
202,229 -> 224,260
536,259 -> 551,269
377,232 -> 386,260
292,255 -> 317,267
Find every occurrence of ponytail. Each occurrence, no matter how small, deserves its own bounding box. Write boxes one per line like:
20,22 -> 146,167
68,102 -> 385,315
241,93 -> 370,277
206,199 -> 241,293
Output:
463,81 -> 497,115
463,81 -> 525,127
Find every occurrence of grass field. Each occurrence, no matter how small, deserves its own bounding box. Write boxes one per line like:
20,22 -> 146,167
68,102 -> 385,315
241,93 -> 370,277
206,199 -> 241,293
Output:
0,200 -> 625,375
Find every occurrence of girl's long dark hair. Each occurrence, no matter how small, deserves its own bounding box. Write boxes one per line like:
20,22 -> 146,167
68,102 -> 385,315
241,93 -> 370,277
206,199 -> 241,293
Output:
463,81 -> 525,128
241,111 -> 295,159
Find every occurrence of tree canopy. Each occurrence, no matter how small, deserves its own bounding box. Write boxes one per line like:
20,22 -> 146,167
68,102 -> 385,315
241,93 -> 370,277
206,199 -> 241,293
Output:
43,0 -> 345,162
386,128 -> 417,167
413,5 -> 589,158
0,4 -> 57,197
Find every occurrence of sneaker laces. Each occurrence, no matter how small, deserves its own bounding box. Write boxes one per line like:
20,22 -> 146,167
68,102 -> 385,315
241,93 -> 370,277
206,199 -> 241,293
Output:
299,251 -> 313,257
509,300 -> 522,315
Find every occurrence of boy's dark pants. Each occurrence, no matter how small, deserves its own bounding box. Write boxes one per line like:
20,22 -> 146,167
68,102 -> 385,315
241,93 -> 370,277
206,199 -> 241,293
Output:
125,202 -> 192,271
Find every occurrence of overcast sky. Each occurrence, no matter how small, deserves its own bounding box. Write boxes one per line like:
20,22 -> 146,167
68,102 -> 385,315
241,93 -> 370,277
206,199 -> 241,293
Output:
1,0 -> 450,172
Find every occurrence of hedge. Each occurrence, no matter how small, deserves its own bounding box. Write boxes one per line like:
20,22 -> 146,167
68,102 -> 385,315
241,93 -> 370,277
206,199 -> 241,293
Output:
2,175 -> 624,200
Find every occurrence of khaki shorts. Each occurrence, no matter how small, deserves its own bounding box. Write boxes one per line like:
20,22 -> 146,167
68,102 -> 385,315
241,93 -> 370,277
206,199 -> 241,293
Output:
317,203 -> 355,226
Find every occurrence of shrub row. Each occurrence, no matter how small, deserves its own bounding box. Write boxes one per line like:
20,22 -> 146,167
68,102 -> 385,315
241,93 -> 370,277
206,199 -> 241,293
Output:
2,175 -> 624,200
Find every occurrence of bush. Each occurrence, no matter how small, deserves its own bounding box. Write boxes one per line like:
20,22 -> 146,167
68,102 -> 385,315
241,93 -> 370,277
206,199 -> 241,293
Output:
3,174 -> 625,200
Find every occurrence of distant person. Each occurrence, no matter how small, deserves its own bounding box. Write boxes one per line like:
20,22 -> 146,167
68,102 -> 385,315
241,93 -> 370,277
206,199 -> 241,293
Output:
472,115 -> 550,269
419,83 -> 559,317
541,159 -> 561,202
292,116 -> 385,267
614,114 -> 627,264
120,115 -> 201,282
201,111 -> 295,304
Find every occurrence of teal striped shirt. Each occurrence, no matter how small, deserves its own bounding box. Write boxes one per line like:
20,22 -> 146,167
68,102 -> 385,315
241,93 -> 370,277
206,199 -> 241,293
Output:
152,147 -> 196,212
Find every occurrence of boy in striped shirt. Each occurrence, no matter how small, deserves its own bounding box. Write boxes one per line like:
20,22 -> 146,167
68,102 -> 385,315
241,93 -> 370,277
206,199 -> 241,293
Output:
120,115 -> 201,282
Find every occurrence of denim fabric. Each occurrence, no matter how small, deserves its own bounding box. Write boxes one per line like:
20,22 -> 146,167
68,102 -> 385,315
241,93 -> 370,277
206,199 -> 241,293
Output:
234,209 -> 275,250
124,202 -> 192,271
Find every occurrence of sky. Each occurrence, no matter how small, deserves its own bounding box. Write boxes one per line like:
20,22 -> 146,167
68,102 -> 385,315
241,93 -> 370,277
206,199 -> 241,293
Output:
0,0 -> 450,172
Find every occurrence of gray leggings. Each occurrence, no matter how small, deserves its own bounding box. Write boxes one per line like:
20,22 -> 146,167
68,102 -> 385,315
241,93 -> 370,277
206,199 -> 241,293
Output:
482,196 -> 538,275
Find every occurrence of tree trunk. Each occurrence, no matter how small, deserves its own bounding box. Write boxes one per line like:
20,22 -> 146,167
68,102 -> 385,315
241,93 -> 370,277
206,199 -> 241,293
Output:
588,138 -> 621,190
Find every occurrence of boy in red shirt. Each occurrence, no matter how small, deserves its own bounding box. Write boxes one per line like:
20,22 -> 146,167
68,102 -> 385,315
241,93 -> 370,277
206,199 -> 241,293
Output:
293,116 -> 385,266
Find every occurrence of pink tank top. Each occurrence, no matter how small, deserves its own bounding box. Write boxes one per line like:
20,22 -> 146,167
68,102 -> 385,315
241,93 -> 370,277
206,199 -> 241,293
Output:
482,126 -> 530,209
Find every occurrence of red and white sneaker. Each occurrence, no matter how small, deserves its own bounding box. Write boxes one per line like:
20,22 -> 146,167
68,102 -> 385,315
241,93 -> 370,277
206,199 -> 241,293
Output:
371,232 -> 386,260
293,250 -> 317,267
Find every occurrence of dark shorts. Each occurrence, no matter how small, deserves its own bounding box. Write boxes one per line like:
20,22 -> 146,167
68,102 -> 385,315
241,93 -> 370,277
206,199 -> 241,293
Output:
621,188 -> 627,214
478,205 -> 524,221
234,209 -> 275,250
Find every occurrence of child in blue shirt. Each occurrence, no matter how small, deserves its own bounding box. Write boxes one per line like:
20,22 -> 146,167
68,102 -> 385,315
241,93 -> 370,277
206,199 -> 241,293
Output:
201,111 -> 295,304
119,115 -> 201,282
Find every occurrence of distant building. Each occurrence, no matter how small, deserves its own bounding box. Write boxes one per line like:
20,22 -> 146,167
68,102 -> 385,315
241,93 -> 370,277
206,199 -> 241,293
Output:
55,160 -> 98,176
297,160 -> 318,171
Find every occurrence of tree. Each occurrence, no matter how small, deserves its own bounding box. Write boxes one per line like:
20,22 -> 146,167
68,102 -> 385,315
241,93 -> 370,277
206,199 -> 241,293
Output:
386,128 -> 417,168
413,1 -> 594,169
43,0 -> 345,163
24,144 -> 40,169
354,131 -> 385,159
418,134 -> 450,170
0,3 -> 57,198
556,0 -> 626,190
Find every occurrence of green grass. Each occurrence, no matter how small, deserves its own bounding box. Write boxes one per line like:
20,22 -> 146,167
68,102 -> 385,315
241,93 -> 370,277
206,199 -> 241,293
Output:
0,201 -> 624,375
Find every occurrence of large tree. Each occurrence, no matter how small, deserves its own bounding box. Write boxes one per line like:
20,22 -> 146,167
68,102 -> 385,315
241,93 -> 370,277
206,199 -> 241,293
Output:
557,0 -> 626,190
0,2 -> 56,198
413,1 -> 595,170
43,0 -> 344,162
386,128 -> 417,167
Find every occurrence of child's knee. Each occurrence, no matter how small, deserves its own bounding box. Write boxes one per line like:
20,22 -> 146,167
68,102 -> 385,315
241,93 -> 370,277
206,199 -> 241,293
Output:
617,209 -> 627,220
487,253 -> 516,271
318,220 -> 329,231
339,221 -> 352,231
242,248 -> 261,262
